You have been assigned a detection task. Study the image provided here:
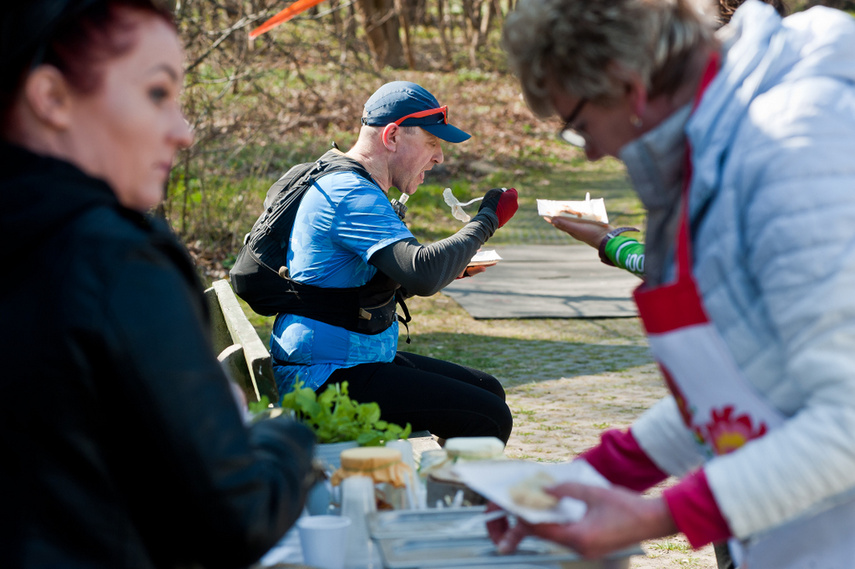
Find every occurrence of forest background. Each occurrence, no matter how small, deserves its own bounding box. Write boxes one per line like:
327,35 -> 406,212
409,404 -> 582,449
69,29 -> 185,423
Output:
165,0 -> 850,284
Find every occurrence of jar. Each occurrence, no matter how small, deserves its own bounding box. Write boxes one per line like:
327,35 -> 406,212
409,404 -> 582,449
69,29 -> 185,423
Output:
331,447 -> 414,510
445,436 -> 506,462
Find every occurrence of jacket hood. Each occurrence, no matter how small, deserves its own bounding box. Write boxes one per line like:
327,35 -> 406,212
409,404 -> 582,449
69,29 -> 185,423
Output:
0,142 -> 119,260
686,0 -> 855,216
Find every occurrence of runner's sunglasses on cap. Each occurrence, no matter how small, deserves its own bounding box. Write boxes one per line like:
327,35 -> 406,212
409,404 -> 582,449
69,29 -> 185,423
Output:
360,81 -> 470,143
393,105 -> 448,127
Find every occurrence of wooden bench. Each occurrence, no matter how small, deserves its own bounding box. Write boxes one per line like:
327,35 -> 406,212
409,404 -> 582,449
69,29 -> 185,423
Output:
205,279 -> 278,404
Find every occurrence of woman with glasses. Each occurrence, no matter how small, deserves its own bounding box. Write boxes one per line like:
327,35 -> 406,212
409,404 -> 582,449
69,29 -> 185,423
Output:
0,2 -> 316,567
492,0 -> 855,567
233,81 -> 518,445
535,0 -> 790,287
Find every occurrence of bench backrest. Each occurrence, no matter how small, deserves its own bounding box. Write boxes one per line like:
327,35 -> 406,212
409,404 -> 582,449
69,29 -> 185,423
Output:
205,279 -> 278,404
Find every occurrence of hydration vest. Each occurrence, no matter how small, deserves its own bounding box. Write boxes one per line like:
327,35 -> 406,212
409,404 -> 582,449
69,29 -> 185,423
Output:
230,149 -> 410,335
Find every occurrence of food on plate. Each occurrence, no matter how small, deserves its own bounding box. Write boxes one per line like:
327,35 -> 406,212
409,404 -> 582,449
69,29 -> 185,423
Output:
508,471 -> 558,509
536,193 -> 609,225
556,206 -> 606,223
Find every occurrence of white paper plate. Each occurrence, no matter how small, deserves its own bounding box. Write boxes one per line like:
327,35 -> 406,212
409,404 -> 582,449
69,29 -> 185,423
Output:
536,196 -> 608,225
468,249 -> 502,267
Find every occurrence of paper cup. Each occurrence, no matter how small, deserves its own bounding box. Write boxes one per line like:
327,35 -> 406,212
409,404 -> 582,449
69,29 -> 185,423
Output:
297,515 -> 351,569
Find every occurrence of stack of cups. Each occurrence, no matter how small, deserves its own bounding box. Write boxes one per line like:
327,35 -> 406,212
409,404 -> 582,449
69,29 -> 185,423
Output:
340,476 -> 378,569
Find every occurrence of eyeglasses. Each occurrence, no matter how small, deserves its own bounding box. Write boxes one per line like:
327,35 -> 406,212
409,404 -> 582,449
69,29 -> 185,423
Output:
557,98 -> 588,148
393,105 -> 448,126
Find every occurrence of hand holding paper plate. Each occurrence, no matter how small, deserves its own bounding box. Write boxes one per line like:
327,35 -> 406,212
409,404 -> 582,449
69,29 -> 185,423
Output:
537,192 -> 608,225
452,459 -> 611,524
467,249 -> 502,267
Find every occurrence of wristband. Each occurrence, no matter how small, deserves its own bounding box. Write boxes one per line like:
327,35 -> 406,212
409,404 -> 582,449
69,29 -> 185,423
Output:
598,227 -> 639,266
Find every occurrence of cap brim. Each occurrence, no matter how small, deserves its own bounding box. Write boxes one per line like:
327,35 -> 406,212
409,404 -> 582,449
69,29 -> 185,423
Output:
421,123 -> 471,143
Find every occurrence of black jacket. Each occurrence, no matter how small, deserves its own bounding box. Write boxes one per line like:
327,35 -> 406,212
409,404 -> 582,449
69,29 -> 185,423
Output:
0,142 -> 315,569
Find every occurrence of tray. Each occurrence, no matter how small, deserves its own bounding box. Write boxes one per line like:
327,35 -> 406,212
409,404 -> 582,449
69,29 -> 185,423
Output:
375,534 -> 641,569
368,506 -> 489,540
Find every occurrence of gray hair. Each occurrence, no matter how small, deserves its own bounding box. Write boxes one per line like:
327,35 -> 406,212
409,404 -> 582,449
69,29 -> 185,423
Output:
502,0 -> 717,117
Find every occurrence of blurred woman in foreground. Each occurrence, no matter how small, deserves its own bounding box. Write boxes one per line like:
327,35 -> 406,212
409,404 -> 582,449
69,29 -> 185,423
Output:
495,1 -> 855,567
0,1 -> 314,567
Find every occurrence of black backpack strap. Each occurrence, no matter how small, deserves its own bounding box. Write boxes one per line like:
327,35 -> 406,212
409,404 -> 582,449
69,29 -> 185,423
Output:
395,289 -> 412,344
230,150 -> 407,335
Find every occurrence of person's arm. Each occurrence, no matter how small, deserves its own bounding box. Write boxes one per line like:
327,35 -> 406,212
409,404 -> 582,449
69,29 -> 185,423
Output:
662,469 -> 732,548
582,428 -> 731,547
604,234 -> 645,277
370,188 -> 518,296
106,236 -> 315,567
545,216 -> 644,277
370,210 -> 497,296
490,482 -> 678,558
489,470 -> 727,557
580,428 -> 669,491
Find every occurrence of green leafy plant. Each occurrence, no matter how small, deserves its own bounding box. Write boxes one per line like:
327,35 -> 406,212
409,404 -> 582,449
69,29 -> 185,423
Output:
248,395 -> 274,415
279,381 -> 412,446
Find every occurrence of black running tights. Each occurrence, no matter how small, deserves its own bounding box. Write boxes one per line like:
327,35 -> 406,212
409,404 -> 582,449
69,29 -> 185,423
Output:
320,351 -> 513,444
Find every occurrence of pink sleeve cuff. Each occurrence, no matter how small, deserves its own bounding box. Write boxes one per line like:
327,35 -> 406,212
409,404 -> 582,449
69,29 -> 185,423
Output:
662,469 -> 732,548
580,428 -> 668,492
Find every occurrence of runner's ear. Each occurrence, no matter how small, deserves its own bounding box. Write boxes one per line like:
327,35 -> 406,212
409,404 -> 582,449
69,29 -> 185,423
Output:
381,123 -> 399,151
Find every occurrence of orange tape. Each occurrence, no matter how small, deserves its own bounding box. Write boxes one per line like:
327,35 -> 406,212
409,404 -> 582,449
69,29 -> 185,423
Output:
249,0 -> 328,39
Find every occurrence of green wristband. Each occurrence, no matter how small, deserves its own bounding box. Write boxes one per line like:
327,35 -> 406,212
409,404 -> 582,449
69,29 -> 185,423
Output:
598,227 -> 638,266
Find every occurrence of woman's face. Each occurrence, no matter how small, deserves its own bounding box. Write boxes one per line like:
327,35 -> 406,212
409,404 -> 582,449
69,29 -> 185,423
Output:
550,87 -> 639,161
66,13 -> 192,212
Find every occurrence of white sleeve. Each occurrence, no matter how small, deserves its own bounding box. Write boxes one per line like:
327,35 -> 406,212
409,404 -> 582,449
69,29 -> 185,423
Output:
630,396 -> 706,477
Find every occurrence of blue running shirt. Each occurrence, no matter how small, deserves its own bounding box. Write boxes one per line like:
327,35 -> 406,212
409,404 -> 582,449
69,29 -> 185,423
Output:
269,170 -> 414,395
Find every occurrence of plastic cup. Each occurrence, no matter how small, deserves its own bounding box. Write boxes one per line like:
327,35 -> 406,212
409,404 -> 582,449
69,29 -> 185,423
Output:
297,515 -> 351,569
340,476 -> 377,568
384,440 -> 419,508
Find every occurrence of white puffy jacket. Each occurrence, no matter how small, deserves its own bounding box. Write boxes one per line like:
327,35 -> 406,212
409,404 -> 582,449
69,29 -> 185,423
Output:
631,1 -> 855,540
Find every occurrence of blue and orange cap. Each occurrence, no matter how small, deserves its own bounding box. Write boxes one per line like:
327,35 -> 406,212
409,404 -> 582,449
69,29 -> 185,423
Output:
360,81 -> 471,143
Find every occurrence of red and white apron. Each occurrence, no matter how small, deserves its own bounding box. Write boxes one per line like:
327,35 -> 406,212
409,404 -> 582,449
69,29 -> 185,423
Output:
633,55 -> 855,569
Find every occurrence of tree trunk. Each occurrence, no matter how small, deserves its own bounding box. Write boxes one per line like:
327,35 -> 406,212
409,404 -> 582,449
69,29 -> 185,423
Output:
355,0 -> 406,70
328,0 -> 347,65
460,0 -> 476,44
434,0 -> 454,70
393,0 -> 416,69
409,0 -> 428,25
467,0 -> 492,68
491,0 -> 505,26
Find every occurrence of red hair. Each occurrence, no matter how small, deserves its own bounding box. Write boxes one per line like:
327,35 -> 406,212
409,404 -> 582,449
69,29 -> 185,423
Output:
44,0 -> 174,95
1,1 -> 173,131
